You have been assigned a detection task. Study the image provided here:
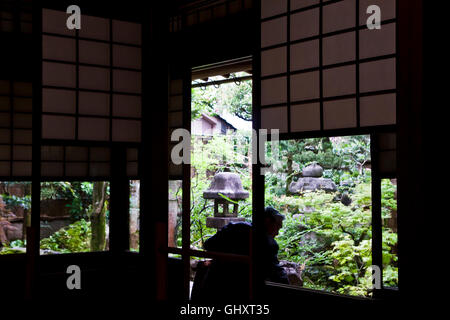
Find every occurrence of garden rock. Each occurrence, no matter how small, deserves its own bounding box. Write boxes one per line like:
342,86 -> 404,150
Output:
6,222 -> 22,242
299,232 -> 328,252
340,193 -> 352,206
302,163 -> 324,177
291,163 -> 337,193
289,177 -> 337,193
280,260 -> 303,286
40,249 -> 61,255
300,206 -> 315,214
39,219 -> 72,239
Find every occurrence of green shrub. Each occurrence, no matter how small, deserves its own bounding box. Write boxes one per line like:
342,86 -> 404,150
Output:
40,219 -> 91,253
188,132 -> 398,297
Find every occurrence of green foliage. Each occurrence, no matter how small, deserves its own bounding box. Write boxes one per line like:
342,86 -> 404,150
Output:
2,194 -> 31,210
191,77 -> 252,122
66,197 -> 86,220
0,248 -> 24,255
0,240 -> 26,255
40,219 -> 91,253
9,239 -> 26,247
189,81 -> 396,297
224,81 -> 252,121
40,181 -> 109,221
191,86 -> 218,120
381,179 -> 397,219
263,137 -> 398,297
265,136 -> 371,196
189,132 -> 252,249
40,182 -> 75,200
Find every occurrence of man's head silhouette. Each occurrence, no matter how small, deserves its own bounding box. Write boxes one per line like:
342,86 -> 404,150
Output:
263,206 -> 285,238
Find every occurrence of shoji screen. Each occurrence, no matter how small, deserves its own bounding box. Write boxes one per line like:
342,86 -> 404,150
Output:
168,77 -> 184,178
41,145 -> 111,178
0,80 -> 33,177
127,147 -> 139,178
41,9 -> 142,143
0,0 -> 32,34
40,145 -> 139,179
377,132 -> 396,176
260,0 -> 396,133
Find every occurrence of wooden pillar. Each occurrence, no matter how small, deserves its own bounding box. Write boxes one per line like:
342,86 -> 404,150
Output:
142,1 -> 170,301
109,146 -> 129,254
397,0 -> 423,302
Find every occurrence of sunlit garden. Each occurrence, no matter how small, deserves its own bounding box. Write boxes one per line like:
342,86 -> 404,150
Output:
183,78 -> 398,298
0,180 -> 140,255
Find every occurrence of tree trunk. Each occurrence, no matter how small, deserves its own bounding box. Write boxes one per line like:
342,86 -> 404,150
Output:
286,153 -> 293,195
91,182 -> 107,251
0,223 -> 8,247
22,210 -> 28,241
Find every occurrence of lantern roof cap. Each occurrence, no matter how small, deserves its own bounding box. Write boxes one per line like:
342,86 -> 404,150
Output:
203,172 -> 249,200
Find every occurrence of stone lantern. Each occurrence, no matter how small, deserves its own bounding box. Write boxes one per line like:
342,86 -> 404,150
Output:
203,172 -> 249,230
289,163 -> 337,193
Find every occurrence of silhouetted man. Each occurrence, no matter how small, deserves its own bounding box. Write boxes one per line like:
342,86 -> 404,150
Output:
260,206 -> 289,284
191,206 -> 288,302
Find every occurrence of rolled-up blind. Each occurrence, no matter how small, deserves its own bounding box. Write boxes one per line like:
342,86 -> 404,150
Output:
0,80 -> 33,177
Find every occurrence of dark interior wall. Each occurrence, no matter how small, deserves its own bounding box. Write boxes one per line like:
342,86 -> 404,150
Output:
37,252 -> 142,300
169,10 -> 256,68
0,33 -> 33,80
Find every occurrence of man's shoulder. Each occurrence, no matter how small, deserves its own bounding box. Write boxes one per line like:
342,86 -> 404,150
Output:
228,221 -> 252,228
223,221 -> 252,233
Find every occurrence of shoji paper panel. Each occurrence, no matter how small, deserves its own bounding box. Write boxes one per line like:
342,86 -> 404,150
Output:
291,0 -> 319,10
0,80 -> 33,177
42,9 -> 142,143
41,145 -> 112,178
43,35 -> 76,61
323,32 -> 356,65
261,77 -> 287,106
42,115 -> 76,140
127,148 -> 139,177
359,0 -> 396,25
360,94 -> 396,126
113,94 -> 141,118
376,132 -> 396,175
290,103 -> 320,132
43,88 -> 76,114
323,65 -> 356,97
0,0 -> 32,34
359,23 -> 395,59
261,17 -> 287,48
112,119 -> 141,142
78,117 -> 110,141
359,58 -> 396,93
261,0 -> 287,19
79,40 -> 110,66
261,106 -> 288,133
322,0 -> 355,33
290,9 -> 319,40
260,0 -> 397,134
79,15 -> 109,40
290,40 -> 319,71
290,72 -> 319,101
79,92 -> 110,116
323,98 -> 357,130
261,47 -> 287,76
